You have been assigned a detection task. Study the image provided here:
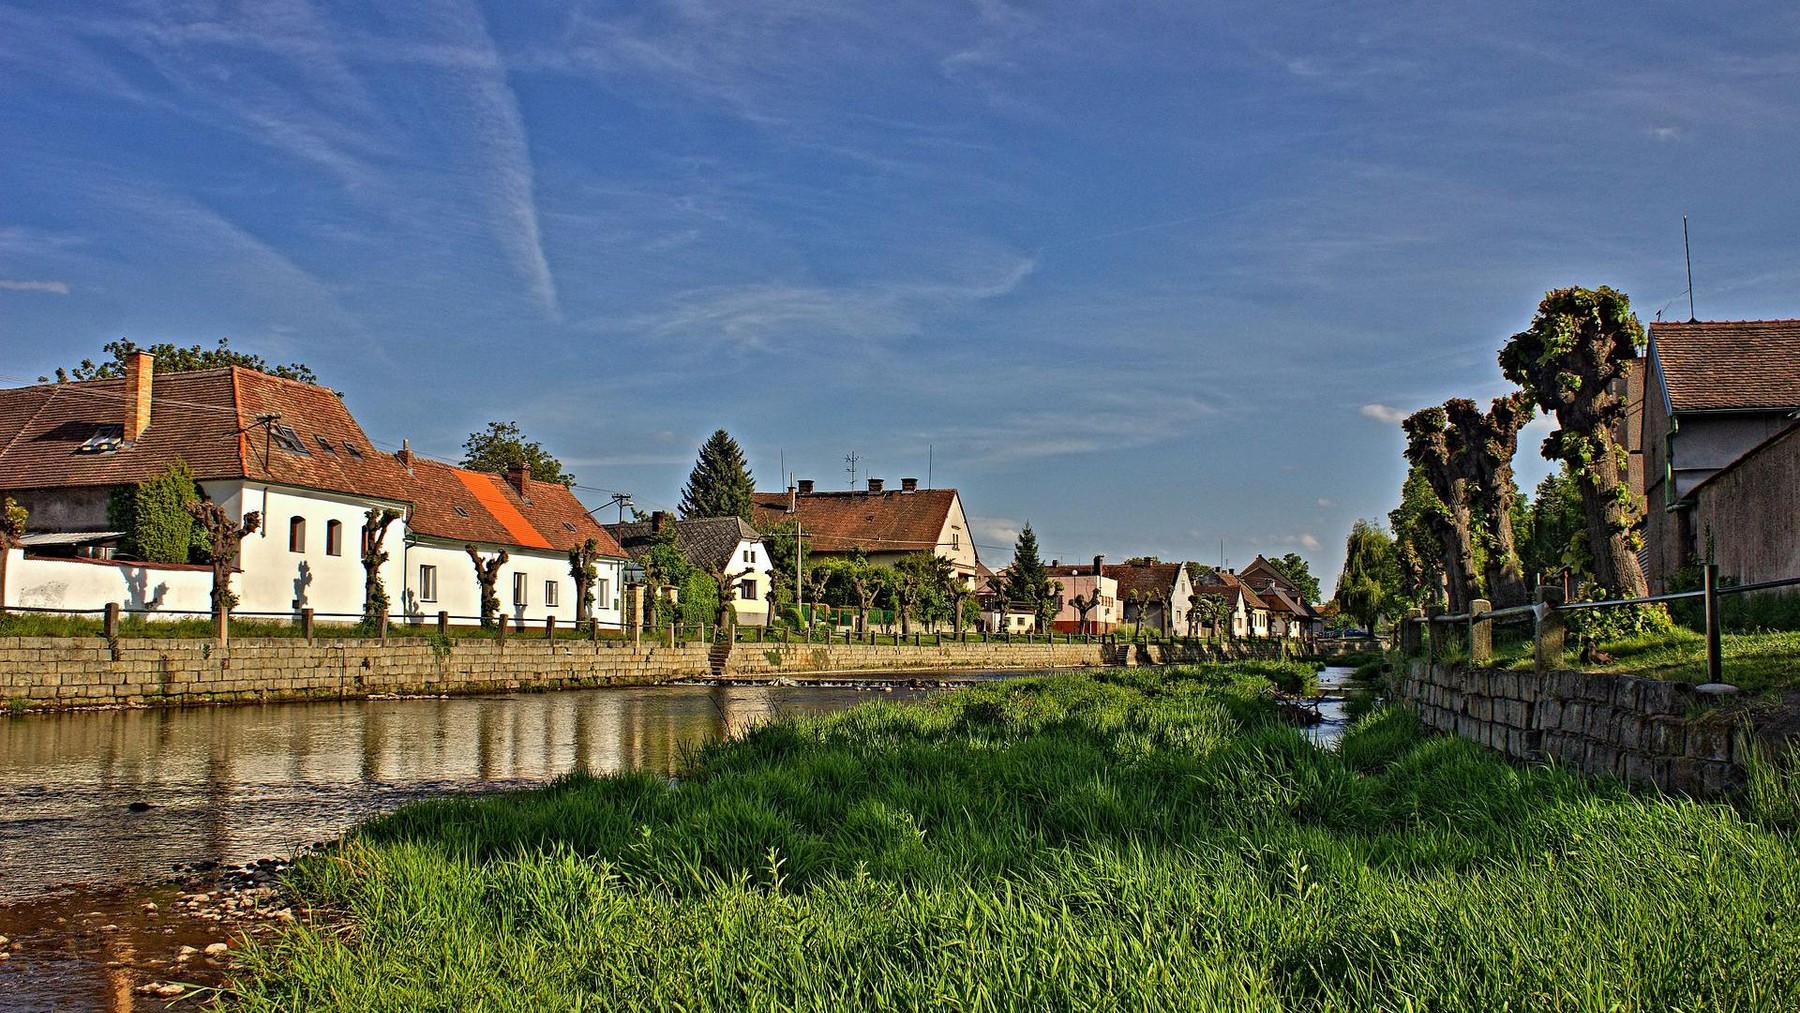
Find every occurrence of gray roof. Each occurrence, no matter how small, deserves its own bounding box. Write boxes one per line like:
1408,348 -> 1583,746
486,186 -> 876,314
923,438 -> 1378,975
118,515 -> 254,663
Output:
22,531 -> 123,547
604,516 -> 762,574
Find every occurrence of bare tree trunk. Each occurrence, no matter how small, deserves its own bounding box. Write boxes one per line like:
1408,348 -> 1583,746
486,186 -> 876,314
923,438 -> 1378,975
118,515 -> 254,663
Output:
1578,449 -> 1649,597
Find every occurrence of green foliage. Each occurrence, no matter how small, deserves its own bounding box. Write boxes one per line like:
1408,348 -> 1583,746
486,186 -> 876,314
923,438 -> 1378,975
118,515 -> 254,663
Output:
1389,466 -> 1448,607
679,429 -> 756,522
1333,519 -> 1400,633
1002,523 -> 1057,630
1521,463 -> 1589,584
760,518 -> 801,614
108,460 -> 202,563
233,666 -> 1800,1011
43,336 -> 318,385
1267,552 -> 1322,604
460,421 -> 574,487
0,497 -> 26,548
680,570 -> 719,629
1564,583 -> 1674,644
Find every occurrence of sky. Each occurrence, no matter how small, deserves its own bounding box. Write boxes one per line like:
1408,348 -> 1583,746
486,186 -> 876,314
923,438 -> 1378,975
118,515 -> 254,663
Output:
3,1 -> 1799,588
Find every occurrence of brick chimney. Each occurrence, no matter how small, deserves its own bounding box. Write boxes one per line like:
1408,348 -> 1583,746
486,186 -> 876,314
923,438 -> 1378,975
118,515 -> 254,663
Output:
1093,554 -> 1104,579
505,460 -> 530,494
867,477 -> 884,494
651,510 -> 670,533
123,350 -> 154,440
797,479 -> 814,496
396,438 -> 414,471
900,477 -> 918,493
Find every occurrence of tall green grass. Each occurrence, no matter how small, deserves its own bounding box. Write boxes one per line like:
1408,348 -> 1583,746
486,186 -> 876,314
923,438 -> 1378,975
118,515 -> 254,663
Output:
229,665 -> 1800,1011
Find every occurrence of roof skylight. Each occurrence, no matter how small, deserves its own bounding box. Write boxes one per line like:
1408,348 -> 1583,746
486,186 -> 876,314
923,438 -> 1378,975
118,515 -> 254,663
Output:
76,424 -> 125,455
270,424 -> 310,456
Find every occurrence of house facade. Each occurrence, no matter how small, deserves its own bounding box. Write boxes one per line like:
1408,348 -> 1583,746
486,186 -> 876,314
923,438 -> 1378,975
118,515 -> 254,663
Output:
1107,559 -> 1196,635
750,478 -> 980,582
1043,559 -> 1119,634
1641,320 -> 1800,591
1236,555 -> 1324,637
1192,568 -> 1271,638
606,513 -> 773,626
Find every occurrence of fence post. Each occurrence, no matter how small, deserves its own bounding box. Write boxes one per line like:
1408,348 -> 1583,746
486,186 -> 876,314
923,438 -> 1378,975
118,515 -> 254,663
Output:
301,607 -> 314,643
378,611 -> 388,647
545,615 -> 556,643
590,617 -> 599,643
669,622 -> 677,647
1426,605 -> 1445,662
1401,608 -> 1423,656
1469,599 -> 1492,665
1533,584 -> 1565,676
105,602 -> 120,642
437,611 -> 449,637
497,615 -> 508,652
1703,562 -> 1723,684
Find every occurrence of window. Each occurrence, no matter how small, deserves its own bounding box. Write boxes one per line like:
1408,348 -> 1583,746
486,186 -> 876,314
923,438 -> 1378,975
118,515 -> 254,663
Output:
288,516 -> 306,553
314,435 -> 337,454
325,519 -> 343,556
270,424 -> 311,455
562,521 -> 577,532
512,572 -> 528,606
418,565 -> 438,603
342,441 -> 363,458
545,580 -> 560,607
596,579 -> 610,608
743,548 -> 754,563
739,579 -> 757,601
951,533 -> 961,550
453,505 -> 470,518
77,425 -> 125,454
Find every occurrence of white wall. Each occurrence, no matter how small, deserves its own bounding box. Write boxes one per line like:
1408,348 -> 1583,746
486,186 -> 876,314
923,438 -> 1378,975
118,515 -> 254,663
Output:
213,481 -> 407,620
727,537 -> 774,626
400,539 -> 625,630
5,548 -> 214,616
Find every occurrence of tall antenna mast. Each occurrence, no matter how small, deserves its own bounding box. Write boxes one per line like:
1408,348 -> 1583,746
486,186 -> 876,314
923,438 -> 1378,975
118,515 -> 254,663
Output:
1683,215 -> 1697,322
927,444 -> 933,489
844,451 -> 862,490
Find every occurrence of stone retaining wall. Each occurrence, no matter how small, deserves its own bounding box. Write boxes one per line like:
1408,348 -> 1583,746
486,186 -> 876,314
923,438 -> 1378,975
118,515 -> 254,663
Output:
1400,660 -> 1744,795
0,635 -> 1284,711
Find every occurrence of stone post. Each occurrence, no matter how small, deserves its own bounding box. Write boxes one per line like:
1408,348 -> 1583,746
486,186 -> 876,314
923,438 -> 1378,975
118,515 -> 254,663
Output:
545,615 -> 556,643
105,602 -> 120,642
497,615 -> 508,652
301,607 -> 314,643
629,585 -> 643,647
437,610 -> 449,637
1469,599 -> 1492,665
378,611 -> 388,647
1401,608 -> 1424,656
1533,584 -> 1565,676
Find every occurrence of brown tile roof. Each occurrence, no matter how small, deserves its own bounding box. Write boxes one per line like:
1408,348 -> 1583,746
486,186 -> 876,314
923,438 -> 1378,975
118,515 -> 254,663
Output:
0,367 -> 412,499
1650,320 -> 1800,413
1194,569 -> 1268,611
1106,562 -> 1184,600
750,488 -> 958,556
400,457 -> 623,556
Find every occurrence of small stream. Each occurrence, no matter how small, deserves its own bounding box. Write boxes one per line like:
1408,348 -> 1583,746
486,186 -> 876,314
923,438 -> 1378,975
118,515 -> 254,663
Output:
1305,665 -> 1359,747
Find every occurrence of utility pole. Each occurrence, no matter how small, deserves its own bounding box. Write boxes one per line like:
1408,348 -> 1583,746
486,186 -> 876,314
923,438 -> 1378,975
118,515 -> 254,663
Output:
795,521 -> 805,630
844,451 -> 861,490
606,492 -> 633,525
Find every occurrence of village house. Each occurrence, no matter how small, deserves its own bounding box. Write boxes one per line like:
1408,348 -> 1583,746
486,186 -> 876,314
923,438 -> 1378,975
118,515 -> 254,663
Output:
750,477 -> 980,582
1640,320 -> 1800,591
1236,555 -> 1325,638
1191,567 -> 1271,639
0,353 -> 627,627
605,513 -> 773,627
1106,558 -> 1196,635
1042,558 -> 1119,634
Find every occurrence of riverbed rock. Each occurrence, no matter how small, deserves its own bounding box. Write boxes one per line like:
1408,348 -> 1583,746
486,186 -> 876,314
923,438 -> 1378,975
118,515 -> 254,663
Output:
205,942 -> 229,956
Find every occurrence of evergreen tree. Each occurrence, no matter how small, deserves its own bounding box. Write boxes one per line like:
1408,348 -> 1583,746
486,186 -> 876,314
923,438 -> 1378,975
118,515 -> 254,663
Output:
1003,524 -> 1057,632
679,429 -> 755,521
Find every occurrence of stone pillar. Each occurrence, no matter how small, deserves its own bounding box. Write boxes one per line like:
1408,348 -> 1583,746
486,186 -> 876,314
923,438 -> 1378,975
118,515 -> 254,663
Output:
497,615 -> 508,652
105,602 -> 121,641
1469,599 -> 1492,665
1534,584 -> 1565,676
378,611 -> 388,647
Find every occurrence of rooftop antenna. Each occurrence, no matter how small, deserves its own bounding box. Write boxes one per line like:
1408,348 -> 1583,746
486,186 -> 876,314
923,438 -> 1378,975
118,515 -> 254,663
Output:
1683,215 -> 1697,322
844,451 -> 861,490
927,444 -> 933,490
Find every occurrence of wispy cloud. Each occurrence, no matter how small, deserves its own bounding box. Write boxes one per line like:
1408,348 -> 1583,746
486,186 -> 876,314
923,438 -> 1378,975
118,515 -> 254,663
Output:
0,279 -> 70,294
1359,403 -> 1408,425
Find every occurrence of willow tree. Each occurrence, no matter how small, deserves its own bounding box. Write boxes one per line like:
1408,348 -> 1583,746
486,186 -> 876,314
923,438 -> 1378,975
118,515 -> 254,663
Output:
466,546 -> 510,627
1403,405 -> 1477,612
1446,394 -> 1536,606
1333,519 -> 1399,633
1499,286 -> 1649,597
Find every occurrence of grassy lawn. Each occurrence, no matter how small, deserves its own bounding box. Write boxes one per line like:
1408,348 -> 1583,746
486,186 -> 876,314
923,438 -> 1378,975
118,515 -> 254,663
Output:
226,663 -> 1800,1011
1493,628 -> 1800,693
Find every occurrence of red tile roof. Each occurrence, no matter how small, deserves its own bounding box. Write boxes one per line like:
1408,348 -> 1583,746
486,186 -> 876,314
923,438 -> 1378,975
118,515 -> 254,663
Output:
750,488 -> 959,556
1106,562 -> 1185,600
1650,320 -> 1800,413
1194,569 -> 1268,611
390,458 -> 623,556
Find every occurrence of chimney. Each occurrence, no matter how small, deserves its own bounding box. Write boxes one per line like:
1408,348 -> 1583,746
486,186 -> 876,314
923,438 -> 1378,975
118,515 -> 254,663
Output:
900,477 -> 918,493
1093,554 -> 1104,579
396,438 -> 414,471
123,350 -> 154,440
651,510 -> 670,533
505,460 -> 530,494
867,477 -> 884,494
797,479 -> 814,496
788,482 -> 797,513
1051,559 -> 1060,567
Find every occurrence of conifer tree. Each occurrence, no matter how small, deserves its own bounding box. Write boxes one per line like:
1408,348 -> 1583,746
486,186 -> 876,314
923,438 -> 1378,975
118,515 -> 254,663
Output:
679,429 -> 755,521
1003,524 -> 1057,632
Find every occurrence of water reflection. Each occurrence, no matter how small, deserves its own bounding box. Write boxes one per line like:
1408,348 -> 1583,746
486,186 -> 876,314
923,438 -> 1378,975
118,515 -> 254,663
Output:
0,684 -> 926,901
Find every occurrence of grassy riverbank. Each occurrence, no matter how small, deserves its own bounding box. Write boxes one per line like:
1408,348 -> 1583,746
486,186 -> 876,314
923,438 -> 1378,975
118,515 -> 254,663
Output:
231,663 -> 1800,1011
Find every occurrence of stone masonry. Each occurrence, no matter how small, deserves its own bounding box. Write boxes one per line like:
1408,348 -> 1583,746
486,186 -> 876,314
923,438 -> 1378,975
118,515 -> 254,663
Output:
1400,660 -> 1746,796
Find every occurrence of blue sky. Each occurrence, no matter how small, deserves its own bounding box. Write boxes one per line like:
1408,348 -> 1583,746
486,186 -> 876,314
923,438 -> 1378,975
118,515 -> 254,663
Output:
4,1 -> 1799,585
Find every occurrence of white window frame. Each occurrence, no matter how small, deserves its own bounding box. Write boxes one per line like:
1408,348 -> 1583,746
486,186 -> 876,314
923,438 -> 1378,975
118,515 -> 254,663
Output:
512,572 -> 528,606
418,565 -> 438,603
545,580 -> 560,607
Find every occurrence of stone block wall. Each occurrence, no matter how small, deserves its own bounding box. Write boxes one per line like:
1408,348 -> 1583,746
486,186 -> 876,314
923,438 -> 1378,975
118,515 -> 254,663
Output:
1400,660 -> 1743,795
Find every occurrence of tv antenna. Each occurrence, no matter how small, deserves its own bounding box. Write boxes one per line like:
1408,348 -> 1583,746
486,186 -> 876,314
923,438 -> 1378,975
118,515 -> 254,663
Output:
1683,215 -> 1697,322
844,451 -> 862,490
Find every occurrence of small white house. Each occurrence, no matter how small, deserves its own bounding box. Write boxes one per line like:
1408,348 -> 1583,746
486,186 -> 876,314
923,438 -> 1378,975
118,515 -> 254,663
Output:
606,514 -> 773,626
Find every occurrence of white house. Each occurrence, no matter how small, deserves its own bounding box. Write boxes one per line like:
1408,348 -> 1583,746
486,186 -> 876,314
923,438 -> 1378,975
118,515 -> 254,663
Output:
751,477 -> 982,583
605,513 -> 774,626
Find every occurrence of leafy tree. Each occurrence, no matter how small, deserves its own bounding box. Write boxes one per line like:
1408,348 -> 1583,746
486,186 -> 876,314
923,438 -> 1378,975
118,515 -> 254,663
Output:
1333,519 -> 1400,634
465,546 -> 509,628
1267,553 -> 1323,604
461,421 -> 574,487
0,497 -> 26,612
894,552 -> 954,633
1003,524 -> 1058,632
760,518 -> 801,617
44,337 -> 319,385
108,460 -> 202,563
679,430 -> 756,522
1403,405 -> 1477,611
1521,464 -> 1590,585
680,571 -> 719,630
1188,592 -> 1229,641
1445,394 -> 1536,606
1390,466 -> 1449,609
1498,286 -> 1649,597
360,509 -> 401,627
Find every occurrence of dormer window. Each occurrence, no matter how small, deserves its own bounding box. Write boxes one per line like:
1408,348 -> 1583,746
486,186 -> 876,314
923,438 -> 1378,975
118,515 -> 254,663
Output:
271,425 -> 310,455
76,425 -> 125,454
342,441 -> 363,458
562,522 -> 577,532
314,435 -> 337,454
453,505 -> 470,518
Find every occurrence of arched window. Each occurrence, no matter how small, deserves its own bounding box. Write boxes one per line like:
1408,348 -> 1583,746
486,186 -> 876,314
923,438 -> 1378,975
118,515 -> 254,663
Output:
325,519 -> 343,557
288,516 -> 306,553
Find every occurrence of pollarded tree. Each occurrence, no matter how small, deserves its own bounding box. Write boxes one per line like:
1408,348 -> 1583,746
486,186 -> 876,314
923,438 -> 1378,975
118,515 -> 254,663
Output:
1499,286 -> 1649,598
361,508 -> 401,627
1445,394 -> 1536,606
1188,592 -> 1229,642
1403,405 -> 1477,612
679,429 -> 755,523
1390,465 -> 1451,609
466,545 -> 510,628
186,498 -> 261,628
569,539 -> 601,624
